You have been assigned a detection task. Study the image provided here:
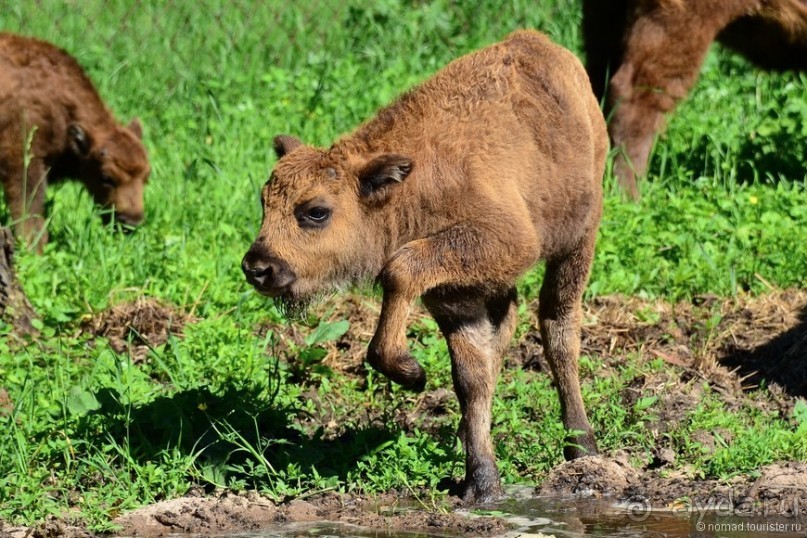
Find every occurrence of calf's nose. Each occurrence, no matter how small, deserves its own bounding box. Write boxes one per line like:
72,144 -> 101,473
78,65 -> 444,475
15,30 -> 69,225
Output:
241,249 -> 296,293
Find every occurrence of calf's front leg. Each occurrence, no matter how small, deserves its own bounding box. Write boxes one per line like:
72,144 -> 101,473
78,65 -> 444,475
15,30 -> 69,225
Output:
367,219 -> 538,393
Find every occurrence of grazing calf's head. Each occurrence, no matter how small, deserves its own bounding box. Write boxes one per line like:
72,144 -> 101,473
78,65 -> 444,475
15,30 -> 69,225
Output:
69,118 -> 150,227
242,135 -> 413,310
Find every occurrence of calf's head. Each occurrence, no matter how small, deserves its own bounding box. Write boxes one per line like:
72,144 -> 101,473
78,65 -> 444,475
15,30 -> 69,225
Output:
68,119 -> 150,227
242,135 -> 412,311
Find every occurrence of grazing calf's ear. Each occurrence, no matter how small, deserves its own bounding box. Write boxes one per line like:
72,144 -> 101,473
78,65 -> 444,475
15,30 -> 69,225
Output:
358,154 -> 413,203
128,118 -> 143,139
273,135 -> 303,159
67,123 -> 91,156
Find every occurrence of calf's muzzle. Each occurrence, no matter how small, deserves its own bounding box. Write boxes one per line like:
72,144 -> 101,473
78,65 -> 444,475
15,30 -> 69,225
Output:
241,246 -> 296,296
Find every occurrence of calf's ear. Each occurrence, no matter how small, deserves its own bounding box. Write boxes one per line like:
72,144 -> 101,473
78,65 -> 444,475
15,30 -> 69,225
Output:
273,135 -> 303,159
68,123 -> 91,156
358,154 -> 412,203
128,118 -> 143,139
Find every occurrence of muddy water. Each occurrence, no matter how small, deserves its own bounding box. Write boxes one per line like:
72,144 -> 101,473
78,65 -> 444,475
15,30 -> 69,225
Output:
219,486 -> 806,538
491,495 -> 806,538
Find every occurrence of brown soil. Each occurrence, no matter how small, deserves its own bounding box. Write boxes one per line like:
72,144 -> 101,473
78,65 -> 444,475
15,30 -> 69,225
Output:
268,288 -> 807,398
79,297 -> 197,363
0,521 -> 93,538
520,289 -> 807,396
270,288 -> 806,444
541,456 -> 807,517
107,490 -> 509,537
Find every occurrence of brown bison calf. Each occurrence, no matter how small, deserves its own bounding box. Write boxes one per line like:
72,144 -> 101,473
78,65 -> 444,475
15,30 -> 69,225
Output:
0,32 -> 150,252
243,30 -> 607,502
584,0 -> 807,198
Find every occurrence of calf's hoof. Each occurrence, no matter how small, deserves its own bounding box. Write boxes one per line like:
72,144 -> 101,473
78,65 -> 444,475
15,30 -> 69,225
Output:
366,347 -> 427,392
461,464 -> 503,504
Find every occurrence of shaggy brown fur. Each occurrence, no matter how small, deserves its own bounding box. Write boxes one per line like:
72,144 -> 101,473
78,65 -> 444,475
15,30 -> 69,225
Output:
242,30 -> 608,502
583,0 -> 807,198
0,32 -> 150,252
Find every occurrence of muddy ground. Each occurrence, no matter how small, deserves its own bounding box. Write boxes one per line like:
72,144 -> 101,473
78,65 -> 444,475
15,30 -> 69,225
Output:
2,289 -> 805,537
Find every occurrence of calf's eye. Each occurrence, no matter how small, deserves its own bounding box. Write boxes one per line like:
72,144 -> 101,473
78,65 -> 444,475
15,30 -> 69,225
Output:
296,205 -> 331,228
307,207 -> 330,222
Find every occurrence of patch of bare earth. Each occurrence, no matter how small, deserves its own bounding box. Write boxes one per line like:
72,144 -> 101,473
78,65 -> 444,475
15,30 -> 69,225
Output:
80,297 -> 197,362
111,490 -> 508,537
517,288 -> 806,403
594,289 -> 806,398
283,289 -> 805,442
1,519 -> 92,538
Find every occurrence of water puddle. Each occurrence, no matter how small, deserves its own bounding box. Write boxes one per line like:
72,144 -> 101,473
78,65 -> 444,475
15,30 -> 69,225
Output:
488,494 -> 806,537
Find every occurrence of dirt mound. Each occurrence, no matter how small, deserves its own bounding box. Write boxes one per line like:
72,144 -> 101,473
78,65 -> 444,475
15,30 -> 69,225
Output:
80,297 -> 196,362
113,490 -> 509,537
631,462 -> 807,516
540,455 -> 807,517
744,462 -> 807,515
113,491 -> 277,536
538,455 -> 640,497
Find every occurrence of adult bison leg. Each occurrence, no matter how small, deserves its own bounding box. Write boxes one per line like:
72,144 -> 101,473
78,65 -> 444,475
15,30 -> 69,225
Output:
424,287 -> 519,503
609,10 -> 720,199
539,232 -> 598,460
368,218 -> 537,393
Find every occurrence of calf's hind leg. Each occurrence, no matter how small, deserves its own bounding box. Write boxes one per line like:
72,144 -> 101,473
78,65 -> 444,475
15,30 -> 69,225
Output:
539,235 -> 598,460
424,287 -> 519,503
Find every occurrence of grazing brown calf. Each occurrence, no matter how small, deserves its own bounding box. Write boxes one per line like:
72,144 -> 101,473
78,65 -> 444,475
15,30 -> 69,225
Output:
242,30 -> 607,502
583,0 -> 807,199
0,32 -> 150,252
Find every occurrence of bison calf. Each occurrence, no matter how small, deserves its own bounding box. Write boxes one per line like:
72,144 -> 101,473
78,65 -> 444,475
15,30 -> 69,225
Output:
243,30 -> 607,502
0,32 -> 150,252
584,0 -> 807,198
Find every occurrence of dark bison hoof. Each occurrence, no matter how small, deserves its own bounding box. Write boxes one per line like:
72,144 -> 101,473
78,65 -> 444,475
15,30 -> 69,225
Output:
367,348 -> 427,392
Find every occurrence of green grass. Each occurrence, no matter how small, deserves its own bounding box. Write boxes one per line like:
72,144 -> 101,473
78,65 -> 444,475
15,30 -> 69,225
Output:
1,0 -> 806,530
